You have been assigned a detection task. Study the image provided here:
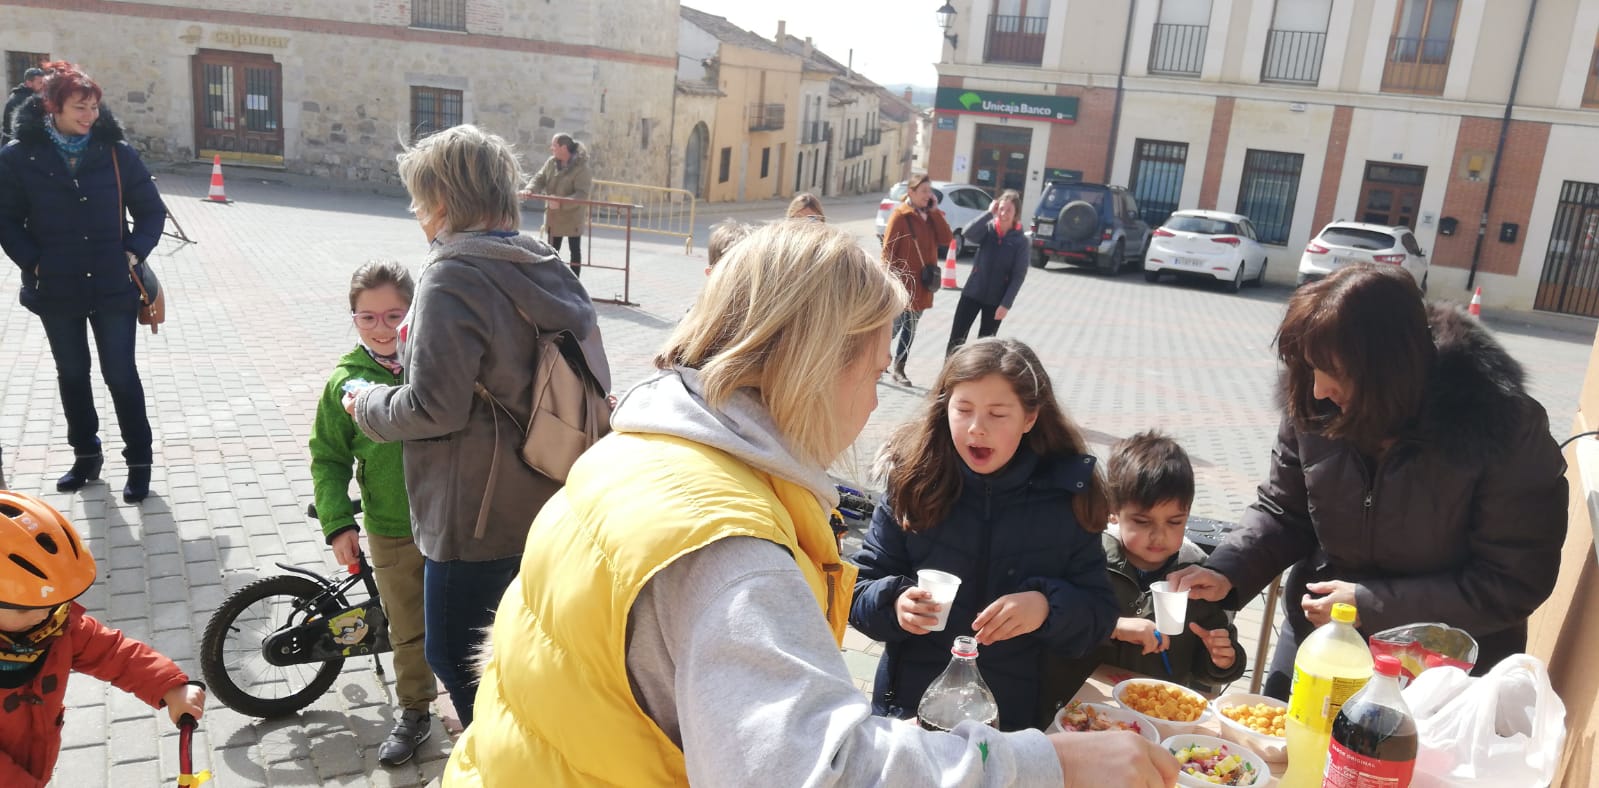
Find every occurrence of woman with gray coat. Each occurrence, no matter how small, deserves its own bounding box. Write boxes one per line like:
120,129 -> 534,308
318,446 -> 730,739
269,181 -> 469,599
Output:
947,190 -> 1030,355
350,124 -> 608,727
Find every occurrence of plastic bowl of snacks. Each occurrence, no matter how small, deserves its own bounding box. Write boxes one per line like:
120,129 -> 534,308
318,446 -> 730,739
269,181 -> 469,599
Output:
1112,677 -> 1212,738
1047,701 -> 1160,744
1213,692 -> 1288,761
1163,733 -> 1270,787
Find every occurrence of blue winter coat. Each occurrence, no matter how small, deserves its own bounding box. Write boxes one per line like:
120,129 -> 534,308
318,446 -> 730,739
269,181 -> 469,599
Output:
0,97 -> 166,317
959,211 -> 1030,308
850,447 -> 1119,730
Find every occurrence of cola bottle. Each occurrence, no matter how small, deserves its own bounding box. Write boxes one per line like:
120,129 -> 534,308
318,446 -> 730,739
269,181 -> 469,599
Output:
1323,654 -> 1418,788
917,636 -> 999,732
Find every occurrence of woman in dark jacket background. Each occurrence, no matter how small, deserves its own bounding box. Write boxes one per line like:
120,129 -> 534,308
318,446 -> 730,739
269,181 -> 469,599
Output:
947,189 -> 1029,355
0,62 -> 166,502
1171,264 -> 1568,698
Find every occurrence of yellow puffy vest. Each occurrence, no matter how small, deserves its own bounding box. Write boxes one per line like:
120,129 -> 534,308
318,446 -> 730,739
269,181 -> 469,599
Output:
443,433 -> 857,786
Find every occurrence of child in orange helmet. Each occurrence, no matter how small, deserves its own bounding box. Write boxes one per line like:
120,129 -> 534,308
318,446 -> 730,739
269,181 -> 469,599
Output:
0,491 -> 205,786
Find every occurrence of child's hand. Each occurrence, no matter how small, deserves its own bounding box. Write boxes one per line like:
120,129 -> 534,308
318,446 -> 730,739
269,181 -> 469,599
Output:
163,683 -> 206,726
1189,622 -> 1236,670
972,591 -> 1048,646
330,530 -> 362,566
1112,617 -> 1167,655
342,389 -> 358,416
895,586 -> 942,635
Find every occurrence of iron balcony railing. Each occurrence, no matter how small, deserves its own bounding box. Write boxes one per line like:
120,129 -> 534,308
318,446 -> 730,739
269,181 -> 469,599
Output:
748,102 -> 786,132
1261,29 -> 1326,84
1381,35 -> 1452,94
804,120 -> 823,144
866,129 -> 882,146
1149,22 -> 1207,76
984,14 -> 1048,66
845,137 -> 864,159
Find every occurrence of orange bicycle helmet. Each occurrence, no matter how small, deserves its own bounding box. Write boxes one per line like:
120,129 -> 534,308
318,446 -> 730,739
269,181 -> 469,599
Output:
0,492 -> 96,608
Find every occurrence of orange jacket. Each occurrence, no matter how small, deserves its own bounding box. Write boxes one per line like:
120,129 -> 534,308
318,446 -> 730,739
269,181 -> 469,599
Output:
0,604 -> 188,786
881,202 -> 953,312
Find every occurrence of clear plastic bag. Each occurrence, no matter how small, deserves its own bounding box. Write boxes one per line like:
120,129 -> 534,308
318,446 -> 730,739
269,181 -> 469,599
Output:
1400,655 -> 1566,787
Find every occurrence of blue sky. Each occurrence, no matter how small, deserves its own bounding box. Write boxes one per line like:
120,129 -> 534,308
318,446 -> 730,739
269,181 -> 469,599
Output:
681,1 -> 943,87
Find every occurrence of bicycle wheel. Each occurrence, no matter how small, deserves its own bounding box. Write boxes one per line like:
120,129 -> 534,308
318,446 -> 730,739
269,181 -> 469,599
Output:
200,574 -> 346,718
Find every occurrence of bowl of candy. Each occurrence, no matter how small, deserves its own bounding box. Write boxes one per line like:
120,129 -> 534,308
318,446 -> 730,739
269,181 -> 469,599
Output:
1112,677 -> 1212,738
1047,701 -> 1160,744
1163,734 -> 1269,786
1213,692 -> 1288,761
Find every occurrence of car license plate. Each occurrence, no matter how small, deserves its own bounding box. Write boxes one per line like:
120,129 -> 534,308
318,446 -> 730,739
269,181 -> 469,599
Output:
1036,221 -> 1055,235
1175,256 -> 1202,268
1333,256 -> 1355,266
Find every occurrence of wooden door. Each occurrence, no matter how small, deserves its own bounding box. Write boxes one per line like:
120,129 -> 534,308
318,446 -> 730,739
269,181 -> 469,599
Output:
1357,162 -> 1426,228
973,124 -> 1032,193
192,49 -> 284,166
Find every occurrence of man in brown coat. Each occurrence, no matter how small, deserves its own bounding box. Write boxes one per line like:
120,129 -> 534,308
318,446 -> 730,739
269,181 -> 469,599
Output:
880,175 -> 952,385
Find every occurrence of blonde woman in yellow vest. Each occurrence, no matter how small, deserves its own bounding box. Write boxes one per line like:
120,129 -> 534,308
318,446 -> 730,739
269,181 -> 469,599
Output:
445,221 -> 1179,787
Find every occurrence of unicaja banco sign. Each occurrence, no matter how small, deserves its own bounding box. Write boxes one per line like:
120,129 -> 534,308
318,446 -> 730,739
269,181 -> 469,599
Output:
934,87 -> 1078,124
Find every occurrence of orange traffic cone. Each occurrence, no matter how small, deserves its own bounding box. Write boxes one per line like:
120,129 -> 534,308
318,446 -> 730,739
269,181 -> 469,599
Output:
941,239 -> 960,290
203,155 -> 231,203
1469,286 -> 1482,317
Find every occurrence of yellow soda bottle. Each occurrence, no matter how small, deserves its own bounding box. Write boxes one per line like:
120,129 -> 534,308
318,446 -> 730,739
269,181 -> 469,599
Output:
1281,602 -> 1374,787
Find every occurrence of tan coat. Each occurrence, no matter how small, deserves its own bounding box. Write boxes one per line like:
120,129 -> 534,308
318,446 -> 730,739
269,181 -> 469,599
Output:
881,202 -> 952,312
528,147 -> 593,238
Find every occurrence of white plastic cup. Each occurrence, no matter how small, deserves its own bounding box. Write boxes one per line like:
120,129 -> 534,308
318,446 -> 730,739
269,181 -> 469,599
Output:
1148,581 -> 1189,636
916,569 -> 962,632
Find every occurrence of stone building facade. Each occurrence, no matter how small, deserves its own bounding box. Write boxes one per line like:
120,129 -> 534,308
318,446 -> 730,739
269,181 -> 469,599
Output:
2,0 -> 678,186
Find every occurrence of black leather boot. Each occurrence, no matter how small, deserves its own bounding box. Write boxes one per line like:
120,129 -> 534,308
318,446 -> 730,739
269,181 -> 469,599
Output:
56,453 -> 104,492
123,464 -> 152,504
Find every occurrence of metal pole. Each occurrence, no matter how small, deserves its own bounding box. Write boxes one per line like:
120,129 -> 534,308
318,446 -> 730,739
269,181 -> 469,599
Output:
1102,0 -> 1140,182
1466,0 -> 1539,290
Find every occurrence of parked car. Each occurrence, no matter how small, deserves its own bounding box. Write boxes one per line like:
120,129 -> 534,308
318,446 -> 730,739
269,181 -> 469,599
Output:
875,180 -> 994,255
1029,181 -> 1151,275
1144,210 -> 1271,293
1299,222 -> 1429,289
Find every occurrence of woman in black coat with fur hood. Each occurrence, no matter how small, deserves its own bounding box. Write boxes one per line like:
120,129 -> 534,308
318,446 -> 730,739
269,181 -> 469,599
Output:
0,62 -> 167,502
1170,264 -> 1568,698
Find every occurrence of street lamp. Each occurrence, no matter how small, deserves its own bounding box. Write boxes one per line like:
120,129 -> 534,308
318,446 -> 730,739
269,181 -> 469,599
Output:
936,2 -> 959,49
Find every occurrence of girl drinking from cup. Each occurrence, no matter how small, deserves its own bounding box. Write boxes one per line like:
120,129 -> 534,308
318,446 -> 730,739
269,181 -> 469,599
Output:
851,337 -> 1119,730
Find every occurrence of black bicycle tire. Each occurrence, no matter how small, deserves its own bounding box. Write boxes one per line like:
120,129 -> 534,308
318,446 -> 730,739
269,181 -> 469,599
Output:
200,574 -> 346,718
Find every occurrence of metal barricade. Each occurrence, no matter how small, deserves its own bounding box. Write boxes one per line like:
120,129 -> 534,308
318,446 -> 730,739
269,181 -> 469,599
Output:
520,193 -> 641,305
589,180 -> 697,253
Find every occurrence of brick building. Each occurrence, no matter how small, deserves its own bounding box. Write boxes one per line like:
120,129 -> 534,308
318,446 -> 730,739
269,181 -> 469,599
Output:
2,0 -> 678,185
931,0 -> 1599,314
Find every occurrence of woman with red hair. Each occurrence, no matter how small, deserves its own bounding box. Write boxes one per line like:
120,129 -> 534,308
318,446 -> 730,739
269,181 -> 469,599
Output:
0,62 -> 168,503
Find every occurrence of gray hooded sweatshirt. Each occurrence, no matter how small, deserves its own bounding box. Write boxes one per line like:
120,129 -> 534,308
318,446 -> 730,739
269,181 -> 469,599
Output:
613,368 -> 1064,787
354,231 -> 608,563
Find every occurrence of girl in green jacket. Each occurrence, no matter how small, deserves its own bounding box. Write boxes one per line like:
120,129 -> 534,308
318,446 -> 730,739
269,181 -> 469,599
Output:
309,260 -> 436,767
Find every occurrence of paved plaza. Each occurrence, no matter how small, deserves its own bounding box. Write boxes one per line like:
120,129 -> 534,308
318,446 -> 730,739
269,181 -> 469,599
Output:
1,168 -> 1592,786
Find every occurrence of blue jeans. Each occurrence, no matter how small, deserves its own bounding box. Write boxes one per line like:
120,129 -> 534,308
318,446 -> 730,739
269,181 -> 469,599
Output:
38,307 -> 152,465
892,309 -> 922,367
423,555 -> 521,728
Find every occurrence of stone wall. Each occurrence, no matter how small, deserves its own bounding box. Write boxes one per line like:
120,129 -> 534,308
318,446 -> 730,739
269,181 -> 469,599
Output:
0,0 -> 676,186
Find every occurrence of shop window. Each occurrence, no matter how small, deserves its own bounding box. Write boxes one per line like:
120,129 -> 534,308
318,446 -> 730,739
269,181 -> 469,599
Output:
1236,149 -> 1304,245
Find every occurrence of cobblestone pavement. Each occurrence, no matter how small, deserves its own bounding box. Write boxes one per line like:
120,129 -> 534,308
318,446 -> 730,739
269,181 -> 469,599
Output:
0,171 -> 1590,786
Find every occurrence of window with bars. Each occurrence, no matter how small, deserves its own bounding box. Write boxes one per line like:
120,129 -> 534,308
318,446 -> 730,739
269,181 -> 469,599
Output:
410,86 -> 463,140
413,0 -> 467,31
6,51 -> 50,88
1236,149 -> 1304,246
1129,139 -> 1188,227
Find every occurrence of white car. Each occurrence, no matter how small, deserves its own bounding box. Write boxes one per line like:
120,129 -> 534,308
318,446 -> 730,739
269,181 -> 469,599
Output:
1143,210 -> 1270,293
875,180 -> 994,255
1299,222 -> 1429,289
